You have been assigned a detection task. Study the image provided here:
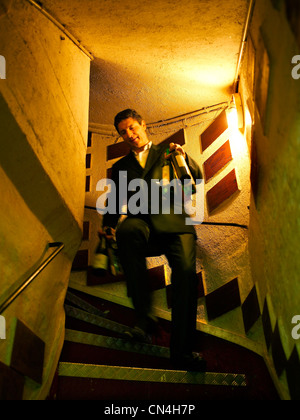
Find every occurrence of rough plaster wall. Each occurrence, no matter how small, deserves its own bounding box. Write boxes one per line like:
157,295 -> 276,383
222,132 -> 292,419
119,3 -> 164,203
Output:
0,169 -> 70,400
0,0 -> 90,228
242,0 -> 300,386
0,0 -> 90,399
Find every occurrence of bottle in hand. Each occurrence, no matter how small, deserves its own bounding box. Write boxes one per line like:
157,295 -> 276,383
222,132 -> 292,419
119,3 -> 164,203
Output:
168,148 -> 196,195
105,227 -> 123,276
92,233 -> 109,276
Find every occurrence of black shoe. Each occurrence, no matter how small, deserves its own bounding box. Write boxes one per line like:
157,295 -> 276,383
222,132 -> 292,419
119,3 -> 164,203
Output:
171,353 -> 207,372
141,314 -> 159,334
124,315 -> 158,343
124,326 -> 151,343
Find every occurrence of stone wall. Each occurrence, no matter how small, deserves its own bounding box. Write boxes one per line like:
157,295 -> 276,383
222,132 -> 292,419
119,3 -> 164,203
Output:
239,0 -> 300,399
0,0 -> 91,399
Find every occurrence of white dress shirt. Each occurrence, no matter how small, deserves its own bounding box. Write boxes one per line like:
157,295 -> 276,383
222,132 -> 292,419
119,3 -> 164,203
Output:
133,141 -> 152,168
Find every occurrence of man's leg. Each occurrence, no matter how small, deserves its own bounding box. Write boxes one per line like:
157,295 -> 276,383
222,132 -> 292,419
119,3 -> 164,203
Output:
163,234 -> 199,362
116,217 -> 152,327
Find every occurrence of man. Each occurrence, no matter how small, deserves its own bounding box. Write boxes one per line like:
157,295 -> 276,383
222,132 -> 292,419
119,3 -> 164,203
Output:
102,109 -> 206,371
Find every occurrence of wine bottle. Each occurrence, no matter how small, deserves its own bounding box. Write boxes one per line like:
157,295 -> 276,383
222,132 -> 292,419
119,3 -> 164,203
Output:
168,149 -> 196,195
104,227 -> 123,276
161,151 -> 171,196
92,234 -> 109,276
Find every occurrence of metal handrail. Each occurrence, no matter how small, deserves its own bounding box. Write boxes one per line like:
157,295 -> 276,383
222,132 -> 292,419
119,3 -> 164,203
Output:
0,242 -> 64,315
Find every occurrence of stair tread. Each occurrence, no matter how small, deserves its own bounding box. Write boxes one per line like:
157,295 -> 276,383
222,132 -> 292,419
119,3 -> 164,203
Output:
65,304 -> 136,336
60,339 -> 173,370
65,329 -> 170,357
65,303 -> 170,346
66,290 -> 110,317
58,361 -> 247,387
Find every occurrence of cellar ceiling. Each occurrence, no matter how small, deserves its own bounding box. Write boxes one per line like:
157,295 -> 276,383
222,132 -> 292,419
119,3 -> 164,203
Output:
41,0 -> 250,125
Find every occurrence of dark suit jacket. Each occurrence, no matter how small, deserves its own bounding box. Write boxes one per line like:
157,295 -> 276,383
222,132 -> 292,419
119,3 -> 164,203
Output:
103,142 -> 202,235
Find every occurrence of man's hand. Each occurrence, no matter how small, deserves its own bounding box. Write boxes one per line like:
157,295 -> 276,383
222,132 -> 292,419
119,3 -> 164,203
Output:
98,227 -> 116,240
165,142 -> 186,160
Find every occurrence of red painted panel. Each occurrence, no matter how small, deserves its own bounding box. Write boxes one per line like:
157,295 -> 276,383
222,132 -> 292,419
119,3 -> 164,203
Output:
200,110 -> 228,152
107,141 -> 131,161
206,169 -> 239,213
206,278 -> 241,321
203,140 -> 232,182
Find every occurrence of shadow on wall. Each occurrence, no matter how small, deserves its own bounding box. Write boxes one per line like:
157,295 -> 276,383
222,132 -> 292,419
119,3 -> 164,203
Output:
0,93 -> 81,259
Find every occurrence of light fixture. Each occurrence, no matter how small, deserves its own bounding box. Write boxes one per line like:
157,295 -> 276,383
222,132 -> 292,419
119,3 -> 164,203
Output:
226,94 -> 246,160
245,107 -> 252,128
231,93 -> 244,130
226,101 -> 239,131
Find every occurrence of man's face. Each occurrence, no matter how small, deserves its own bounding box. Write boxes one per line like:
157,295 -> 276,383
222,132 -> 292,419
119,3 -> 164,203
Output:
118,117 -> 149,151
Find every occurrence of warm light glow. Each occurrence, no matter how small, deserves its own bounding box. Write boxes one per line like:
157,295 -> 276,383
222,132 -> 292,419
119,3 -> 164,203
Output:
226,106 -> 239,130
232,93 -> 244,129
226,106 -> 247,160
245,107 -> 252,128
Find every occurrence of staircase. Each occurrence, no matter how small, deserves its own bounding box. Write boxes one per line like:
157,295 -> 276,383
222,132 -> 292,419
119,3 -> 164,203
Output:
48,288 -> 280,401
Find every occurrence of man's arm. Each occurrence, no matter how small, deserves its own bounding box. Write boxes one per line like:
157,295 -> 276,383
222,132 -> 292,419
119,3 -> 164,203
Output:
186,153 -> 203,183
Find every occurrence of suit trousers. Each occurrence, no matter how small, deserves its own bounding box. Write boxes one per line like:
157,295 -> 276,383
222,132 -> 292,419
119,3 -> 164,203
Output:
116,216 -> 198,359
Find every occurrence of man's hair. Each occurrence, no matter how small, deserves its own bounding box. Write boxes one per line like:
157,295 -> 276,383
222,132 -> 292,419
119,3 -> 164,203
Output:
114,109 -> 144,133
